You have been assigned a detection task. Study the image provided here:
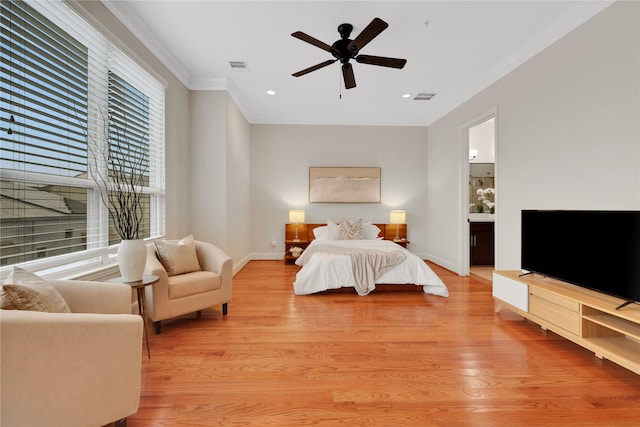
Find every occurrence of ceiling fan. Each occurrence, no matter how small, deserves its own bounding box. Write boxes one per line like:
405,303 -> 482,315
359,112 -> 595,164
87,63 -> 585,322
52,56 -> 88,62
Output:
291,17 -> 407,89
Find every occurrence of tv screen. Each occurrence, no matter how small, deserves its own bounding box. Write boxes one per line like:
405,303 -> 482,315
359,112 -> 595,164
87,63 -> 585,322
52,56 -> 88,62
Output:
521,210 -> 640,305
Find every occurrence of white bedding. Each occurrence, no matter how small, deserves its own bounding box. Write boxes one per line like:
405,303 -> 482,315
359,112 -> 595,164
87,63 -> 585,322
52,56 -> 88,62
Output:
293,239 -> 449,297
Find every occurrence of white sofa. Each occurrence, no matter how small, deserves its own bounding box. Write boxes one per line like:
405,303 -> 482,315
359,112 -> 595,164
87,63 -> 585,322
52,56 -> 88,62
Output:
144,240 -> 232,334
1,279 -> 143,427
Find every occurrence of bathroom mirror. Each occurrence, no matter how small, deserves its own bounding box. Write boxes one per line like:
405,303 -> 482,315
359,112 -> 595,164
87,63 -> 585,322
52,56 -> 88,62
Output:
469,163 -> 495,213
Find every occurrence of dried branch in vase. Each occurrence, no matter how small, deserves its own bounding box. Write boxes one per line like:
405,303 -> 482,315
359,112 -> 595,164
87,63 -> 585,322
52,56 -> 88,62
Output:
85,108 -> 149,240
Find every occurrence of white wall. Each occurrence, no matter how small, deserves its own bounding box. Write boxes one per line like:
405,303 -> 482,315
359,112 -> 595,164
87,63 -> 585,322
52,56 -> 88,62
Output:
469,118 -> 495,164
426,1 -> 640,273
250,125 -> 430,259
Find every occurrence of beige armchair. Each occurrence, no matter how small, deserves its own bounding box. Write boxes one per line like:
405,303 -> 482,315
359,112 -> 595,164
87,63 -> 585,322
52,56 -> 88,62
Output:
1,279 -> 143,427
144,240 -> 232,334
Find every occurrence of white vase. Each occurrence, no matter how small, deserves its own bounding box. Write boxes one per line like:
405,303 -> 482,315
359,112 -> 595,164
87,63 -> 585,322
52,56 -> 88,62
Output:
117,239 -> 147,282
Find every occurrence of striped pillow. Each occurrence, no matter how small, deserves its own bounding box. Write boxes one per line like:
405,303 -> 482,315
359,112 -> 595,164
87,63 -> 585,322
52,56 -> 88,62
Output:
339,218 -> 363,240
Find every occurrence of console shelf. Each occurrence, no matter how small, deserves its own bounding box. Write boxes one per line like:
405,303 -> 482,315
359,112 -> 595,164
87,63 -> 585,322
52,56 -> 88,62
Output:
493,270 -> 640,375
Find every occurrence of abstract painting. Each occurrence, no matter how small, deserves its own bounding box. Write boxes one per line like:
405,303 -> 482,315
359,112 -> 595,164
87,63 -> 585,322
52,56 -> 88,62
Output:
309,167 -> 381,203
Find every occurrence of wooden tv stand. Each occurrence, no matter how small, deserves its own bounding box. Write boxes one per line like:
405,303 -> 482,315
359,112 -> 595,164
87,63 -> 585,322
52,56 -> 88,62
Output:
493,270 -> 640,375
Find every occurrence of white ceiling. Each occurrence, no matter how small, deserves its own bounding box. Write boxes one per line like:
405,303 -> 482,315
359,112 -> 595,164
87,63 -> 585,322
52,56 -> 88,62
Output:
102,1 -> 613,127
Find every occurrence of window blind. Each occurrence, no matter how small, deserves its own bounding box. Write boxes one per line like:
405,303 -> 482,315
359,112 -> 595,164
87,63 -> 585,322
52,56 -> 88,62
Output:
0,0 -> 165,274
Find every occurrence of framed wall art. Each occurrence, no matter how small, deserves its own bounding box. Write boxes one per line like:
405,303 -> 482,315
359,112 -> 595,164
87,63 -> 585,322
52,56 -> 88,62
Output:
309,167 -> 381,203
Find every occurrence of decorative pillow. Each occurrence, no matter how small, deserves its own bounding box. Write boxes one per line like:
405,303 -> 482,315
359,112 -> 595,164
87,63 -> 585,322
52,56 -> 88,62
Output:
154,234 -> 202,276
313,226 -> 328,240
362,221 -> 382,240
0,267 -> 71,313
339,218 -> 363,240
327,220 -> 341,240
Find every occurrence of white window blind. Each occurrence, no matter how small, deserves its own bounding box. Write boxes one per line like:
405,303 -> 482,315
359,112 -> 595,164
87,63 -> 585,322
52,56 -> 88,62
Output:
0,0 -> 165,276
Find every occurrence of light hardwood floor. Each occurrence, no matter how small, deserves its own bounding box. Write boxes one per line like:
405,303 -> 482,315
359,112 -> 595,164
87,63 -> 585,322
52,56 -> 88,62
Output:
470,265 -> 494,284
127,261 -> 640,427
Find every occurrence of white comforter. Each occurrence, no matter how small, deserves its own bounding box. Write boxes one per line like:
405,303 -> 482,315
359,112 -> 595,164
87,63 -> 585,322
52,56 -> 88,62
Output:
293,239 -> 449,297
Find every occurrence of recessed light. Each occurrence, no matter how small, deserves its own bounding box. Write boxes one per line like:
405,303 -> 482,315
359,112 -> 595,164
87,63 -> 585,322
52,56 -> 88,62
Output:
402,93 -> 411,98
266,90 -> 276,96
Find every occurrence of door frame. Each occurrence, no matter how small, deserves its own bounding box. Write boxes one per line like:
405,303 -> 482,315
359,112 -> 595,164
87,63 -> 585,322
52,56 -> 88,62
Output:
458,107 -> 497,276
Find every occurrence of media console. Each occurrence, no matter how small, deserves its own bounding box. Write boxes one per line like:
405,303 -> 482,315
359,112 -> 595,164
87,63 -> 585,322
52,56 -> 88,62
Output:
493,270 -> 640,375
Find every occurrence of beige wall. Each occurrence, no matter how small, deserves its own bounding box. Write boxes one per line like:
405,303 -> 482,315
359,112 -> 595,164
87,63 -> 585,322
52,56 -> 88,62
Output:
426,1 -> 640,273
74,1 -> 639,275
189,91 -> 251,269
249,125 -> 429,258
226,96 -> 251,268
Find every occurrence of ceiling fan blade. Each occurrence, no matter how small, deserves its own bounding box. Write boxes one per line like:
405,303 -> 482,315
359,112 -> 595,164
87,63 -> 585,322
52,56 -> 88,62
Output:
292,59 -> 337,77
355,54 -> 407,69
291,31 -> 334,53
342,63 -> 356,89
348,17 -> 388,54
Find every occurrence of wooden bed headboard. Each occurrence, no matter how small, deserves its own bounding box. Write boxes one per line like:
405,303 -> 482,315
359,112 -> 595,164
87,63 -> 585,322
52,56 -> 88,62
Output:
285,223 -> 407,242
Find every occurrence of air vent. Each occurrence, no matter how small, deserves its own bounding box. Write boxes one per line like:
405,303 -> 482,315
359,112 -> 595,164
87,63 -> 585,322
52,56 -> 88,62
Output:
229,61 -> 249,71
414,93 -> 436,101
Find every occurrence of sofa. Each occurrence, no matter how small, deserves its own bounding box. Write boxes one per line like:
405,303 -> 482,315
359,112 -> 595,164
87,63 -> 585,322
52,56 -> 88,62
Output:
1,278 -> 143,427
144,239 -> 232,334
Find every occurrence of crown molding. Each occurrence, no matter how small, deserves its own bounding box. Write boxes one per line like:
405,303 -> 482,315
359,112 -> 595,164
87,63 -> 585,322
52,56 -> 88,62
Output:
427,0 -> 615,126
189,77 -> 228,91
100,0 -> 192,89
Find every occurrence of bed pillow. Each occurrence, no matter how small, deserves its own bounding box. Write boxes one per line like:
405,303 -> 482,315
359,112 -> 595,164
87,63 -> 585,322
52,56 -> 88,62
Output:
313,226 -> 328,240
327,220 -> 341,240
155,234 -> 202,276
362,222 -> 382,240
339,218 -> 363,240
1,267 -> 71,313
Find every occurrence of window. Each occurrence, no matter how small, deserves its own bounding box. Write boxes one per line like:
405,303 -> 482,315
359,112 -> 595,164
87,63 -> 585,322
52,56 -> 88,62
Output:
0,0 -> 165,274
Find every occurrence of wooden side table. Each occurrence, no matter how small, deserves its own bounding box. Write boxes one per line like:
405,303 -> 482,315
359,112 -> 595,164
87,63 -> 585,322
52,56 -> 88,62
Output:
392,239 -> 410,248
284,240 -> 309,264
107,275 -> 159,359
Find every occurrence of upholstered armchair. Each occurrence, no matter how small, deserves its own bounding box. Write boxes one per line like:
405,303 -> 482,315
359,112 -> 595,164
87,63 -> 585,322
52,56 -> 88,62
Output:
144,238 -> 232,334
1,279 -> 143,427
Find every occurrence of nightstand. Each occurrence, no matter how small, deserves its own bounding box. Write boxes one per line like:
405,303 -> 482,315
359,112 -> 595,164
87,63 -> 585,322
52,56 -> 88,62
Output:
392,239 -> 410,248
284,240 -> 309,263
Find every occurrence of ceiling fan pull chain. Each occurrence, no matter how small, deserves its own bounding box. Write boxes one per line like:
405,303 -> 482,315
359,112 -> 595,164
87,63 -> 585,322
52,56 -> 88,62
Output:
339,70 -> 342,99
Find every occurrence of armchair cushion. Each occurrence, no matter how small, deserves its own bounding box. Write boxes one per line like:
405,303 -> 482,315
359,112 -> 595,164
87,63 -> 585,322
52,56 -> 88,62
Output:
1,267 -> 70,313
168,270 -> 221,299
155,234 -> 201,276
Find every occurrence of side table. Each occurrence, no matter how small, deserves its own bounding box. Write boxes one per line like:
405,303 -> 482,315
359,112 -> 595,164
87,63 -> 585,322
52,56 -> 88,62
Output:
392,238 -> 410,249
107,274 -> 159,359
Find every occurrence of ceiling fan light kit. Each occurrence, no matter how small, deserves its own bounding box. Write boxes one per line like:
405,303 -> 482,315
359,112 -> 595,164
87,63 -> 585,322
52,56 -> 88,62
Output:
291,17 -> 407,90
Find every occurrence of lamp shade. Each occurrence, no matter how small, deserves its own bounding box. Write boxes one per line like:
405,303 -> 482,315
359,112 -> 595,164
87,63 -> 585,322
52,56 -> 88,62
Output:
389,210 -> 406,225
289,209 -> 305,223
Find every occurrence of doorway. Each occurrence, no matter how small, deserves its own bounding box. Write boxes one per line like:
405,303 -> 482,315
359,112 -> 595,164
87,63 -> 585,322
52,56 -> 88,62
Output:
459,109 -> 496,280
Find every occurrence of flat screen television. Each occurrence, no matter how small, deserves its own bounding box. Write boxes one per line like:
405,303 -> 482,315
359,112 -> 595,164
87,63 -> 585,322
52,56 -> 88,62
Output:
521,210 -> 640,309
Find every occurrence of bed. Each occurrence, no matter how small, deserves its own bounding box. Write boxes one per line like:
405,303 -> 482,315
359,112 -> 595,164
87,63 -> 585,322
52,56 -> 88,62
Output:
292,220 -> 449,297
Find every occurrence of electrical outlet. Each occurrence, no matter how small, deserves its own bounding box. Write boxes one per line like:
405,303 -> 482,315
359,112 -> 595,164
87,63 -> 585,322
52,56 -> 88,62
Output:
270,239 -> 277,247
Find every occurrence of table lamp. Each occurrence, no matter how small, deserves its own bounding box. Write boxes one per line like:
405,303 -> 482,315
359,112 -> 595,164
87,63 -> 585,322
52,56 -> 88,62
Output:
289,209 -> 305,242
389,210 -> 406,242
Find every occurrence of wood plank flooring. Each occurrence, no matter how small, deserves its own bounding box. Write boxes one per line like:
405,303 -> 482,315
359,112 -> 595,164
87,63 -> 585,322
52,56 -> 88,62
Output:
127,261 -> 640,427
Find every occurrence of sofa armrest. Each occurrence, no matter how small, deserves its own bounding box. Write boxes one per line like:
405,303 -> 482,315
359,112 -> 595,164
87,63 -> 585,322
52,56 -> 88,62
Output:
0,310 -> 143,427
49,279 -> 132,314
